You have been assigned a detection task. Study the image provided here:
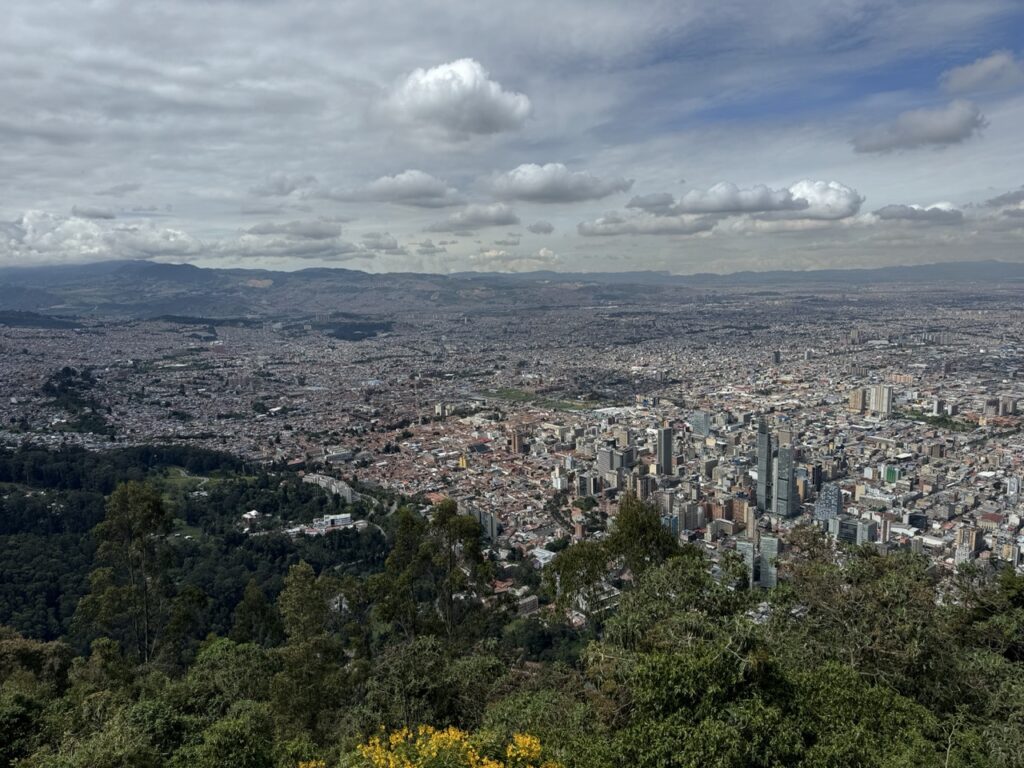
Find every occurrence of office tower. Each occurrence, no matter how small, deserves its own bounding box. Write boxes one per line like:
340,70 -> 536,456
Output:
690,410 -> 712,437
744,504 -> 758,542
814,482 -> 842,522
772,446 -> 797,517
596,446 -> 614,473
511,430 -> 529,454
956,526 -> 983,553
855,519 -> 877,545
771,350 -> 782,365
656,426 -> 674,475
760,535 -> 780,588
736,540 -> 757,587
756,419 -> 774,512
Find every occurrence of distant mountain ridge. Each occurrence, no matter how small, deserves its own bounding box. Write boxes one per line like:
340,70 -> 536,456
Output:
0,258 -> 1020,319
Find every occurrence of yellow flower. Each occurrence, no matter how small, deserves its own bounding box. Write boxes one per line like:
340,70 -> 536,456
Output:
354,726 -> 560,768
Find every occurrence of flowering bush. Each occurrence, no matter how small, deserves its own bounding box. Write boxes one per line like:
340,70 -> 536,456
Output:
355,726 -> 560,768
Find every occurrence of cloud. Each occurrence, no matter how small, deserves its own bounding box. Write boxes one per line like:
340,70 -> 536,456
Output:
426,203 -> 520,231
852,99 -> 987,153
873,204 -> 963,224
0,210 -> 201,265
577,211 -> 717,236
780,180 -> 864,220
527,220 -> 554,234
384,58 -> 530,139
219,235 -> 364,261
941,51 -> 1024,93
250,172 -> 320,197
984,186 -> 1024,208
466,245 -> 561,272
95,182 -> 141,197
490,163 -> 633,202
361,231 -> 404,253
71,205 -> 116,220
627,180 -> 863,220
246,220 -> 343,239
493,238 -> 520,246
327,170 -> 462,208
669,182 -> 808,214
415,238 -> 447,255
626,193 -> 679,216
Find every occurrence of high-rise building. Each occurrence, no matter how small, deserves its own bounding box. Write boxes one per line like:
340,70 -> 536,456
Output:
870,384 -> 893,415
736,540 -> 757,587
656,426 -> 674,476
815,482 -> 842,522
772,446 -> 797,517
848,388 -> 866,413
855,519 -> 877,545
690,411 -> 712,437
760,535 -> 781,588
756,419 -> 774,513
510,430 -> 529,454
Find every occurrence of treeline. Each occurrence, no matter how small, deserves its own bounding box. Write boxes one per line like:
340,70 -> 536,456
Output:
0,444 -> 244,494
0,446 -> 375,644
1,453 -> 1023,766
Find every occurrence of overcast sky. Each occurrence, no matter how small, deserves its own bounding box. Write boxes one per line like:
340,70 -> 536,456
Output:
2,0 -> 1024,274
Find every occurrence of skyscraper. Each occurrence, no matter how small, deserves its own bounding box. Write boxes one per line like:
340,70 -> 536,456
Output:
814,482 -> 842,522
656,426 -> 674,476
772,446 -> 796,517
760,535 -> 780,588
756,419 -> 774,513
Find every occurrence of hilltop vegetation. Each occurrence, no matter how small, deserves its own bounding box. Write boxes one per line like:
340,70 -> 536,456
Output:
0,446 -> 1022,767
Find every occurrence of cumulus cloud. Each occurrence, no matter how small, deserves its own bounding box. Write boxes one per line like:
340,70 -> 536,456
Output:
873,204 -> 963,224
626,193 -> 678,216
95,182 -> 141,197
426,203 -> 520,231
577,212 -> 717,236
250,172 -> 320,197
361,231 -> 404,253
466,245 -> 561,272
527,220 -> 554,234
71,205 -> 116,220
490,163 -> 633,202
325,170 -> 462,208
984,186 -> 1024,208
852,99 -> 987,153
384,58 -> 530,139
246,220 -> 343,239
218,234 -> 364,261
941,51 -> 1024,93
415,238 -> 447,255
493,237 -> 520,246
0,210 -> 200,266
780,180 -> 864,220
627,180 -> 863,220
671,182 -> 807,214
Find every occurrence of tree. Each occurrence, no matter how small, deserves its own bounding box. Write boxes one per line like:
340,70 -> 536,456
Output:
230,578 -> 284,647
547,541 -> 609,619
605,494 -> 678,577
74,482 -> 174,663
271,562 -> 346,737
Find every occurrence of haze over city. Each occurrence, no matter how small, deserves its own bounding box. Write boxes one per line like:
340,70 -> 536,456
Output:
3,0 -> 1024,274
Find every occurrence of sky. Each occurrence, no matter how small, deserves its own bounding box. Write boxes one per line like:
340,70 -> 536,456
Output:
2,0 -> 1024,275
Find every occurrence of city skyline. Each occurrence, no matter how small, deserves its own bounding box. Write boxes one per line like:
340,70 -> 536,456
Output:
2,0 -> 1024,274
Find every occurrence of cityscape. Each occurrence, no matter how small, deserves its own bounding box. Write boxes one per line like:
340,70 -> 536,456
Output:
3,0 -> 1024,766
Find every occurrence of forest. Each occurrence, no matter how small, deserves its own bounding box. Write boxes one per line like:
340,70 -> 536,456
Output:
0,445 -> 1023,767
